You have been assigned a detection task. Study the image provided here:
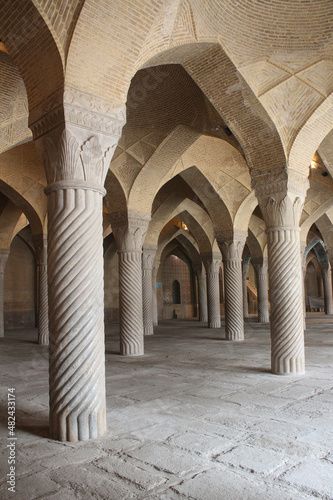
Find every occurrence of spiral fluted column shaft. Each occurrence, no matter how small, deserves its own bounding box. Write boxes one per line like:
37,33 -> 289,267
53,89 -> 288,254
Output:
0,252 -> 9,337
242,272 -> 249,319
119,251 -> 144,354
47,187 -> 107,442
256,265 -> 269,323
322,267 -> 333,315
142,250 -> 156,336
152,265 -> 159,326
205,262 -> 221,328
268,228 -> 304,374
36,240 -> 49,345
224,259 -> 244,340
198,269 -> 208,323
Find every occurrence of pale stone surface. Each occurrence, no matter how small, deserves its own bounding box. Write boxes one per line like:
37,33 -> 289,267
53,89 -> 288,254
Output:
0,316 -> 332,498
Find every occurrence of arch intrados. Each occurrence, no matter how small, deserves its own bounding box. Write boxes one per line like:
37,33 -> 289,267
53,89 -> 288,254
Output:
0,181 -> 42,235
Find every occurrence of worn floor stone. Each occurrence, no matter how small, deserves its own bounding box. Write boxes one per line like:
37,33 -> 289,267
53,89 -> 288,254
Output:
0,316 -> 332,499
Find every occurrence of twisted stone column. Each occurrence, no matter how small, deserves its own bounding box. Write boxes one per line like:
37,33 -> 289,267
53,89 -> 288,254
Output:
33,236 -> 49,345
252,258 -> 269,323
254,172 -> 309,375
220,237 -> 246,341
0,250 -> 9,337
113,214 -> 150,355
203,258 -> 221,328
36,127 -> 123,442
242,259 -> 250,319
152,260 -> 160,326
142,247 -> 156,335
46,184 -> 107,441
322,265 -> 333,315
196,265 -> 208,322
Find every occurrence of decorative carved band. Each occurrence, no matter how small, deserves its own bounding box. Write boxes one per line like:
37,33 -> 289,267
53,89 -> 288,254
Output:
48,187 -> 106,441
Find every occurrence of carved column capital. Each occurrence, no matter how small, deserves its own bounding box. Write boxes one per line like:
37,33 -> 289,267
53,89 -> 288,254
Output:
112,212 -> 151,252
32,234 -> 48,267
252,170 -> 309,230
142,246 -> 157,271
37,129 -> 115,191
203,257 -> 222,275
32,88 -> 126,190
219,236 -> 246,262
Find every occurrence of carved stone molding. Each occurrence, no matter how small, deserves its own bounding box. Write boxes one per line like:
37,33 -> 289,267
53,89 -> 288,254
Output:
252,169 -> 309,200
30,87 -> 126,141
37,129 -> 116,186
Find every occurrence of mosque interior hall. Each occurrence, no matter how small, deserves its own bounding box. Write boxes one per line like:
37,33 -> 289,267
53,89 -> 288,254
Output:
0,1 -> 333,498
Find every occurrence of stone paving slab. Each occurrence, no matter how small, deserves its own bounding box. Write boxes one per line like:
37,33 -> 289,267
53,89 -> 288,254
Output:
0,318 -> 332,499
279,458 -> 333,498
215,443 -> 288,476
126,443 -> 203,475
172,466 -> 314,500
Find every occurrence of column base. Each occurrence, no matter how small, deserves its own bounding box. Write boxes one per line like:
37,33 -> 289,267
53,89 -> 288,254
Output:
121,345 -> 144,356
225,333 -> 244,341
144,326 -> 154,335
208,320 -> 221,328
50,409 -> 107,442
271,357 -> 305,375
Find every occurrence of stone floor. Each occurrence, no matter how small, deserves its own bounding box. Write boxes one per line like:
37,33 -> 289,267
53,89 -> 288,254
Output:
0,315 -> 333,499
